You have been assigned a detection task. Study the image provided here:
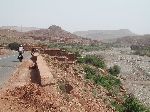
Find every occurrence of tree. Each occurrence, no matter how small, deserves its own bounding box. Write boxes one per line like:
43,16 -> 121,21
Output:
8,42 -> 20,51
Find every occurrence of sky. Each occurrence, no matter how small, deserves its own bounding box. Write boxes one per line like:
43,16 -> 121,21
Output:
0,0 -> 150,34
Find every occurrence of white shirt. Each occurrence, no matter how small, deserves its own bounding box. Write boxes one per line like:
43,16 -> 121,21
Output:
19,47 -> 24,52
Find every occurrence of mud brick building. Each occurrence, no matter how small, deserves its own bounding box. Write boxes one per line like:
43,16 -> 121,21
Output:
44,48 -> 77,63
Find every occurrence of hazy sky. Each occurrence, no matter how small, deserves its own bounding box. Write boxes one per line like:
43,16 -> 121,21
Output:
0,0 -> 150,34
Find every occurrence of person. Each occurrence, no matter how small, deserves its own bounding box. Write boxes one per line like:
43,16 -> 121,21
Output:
18,44 -> 24,60
31,48 -> 35,56
18,44 -> 24,54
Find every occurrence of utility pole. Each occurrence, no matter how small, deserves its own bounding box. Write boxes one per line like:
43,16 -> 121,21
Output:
21,25 -> 22,32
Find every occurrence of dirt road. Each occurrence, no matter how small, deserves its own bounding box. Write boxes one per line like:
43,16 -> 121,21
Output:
0,52 -> 30,87
0,54 -> 55,112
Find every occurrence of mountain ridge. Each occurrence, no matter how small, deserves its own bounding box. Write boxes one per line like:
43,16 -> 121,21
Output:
74,29 -> 136,40
0,25 -> 96,45
0,26 -> 41,32
114,35 -> 150,46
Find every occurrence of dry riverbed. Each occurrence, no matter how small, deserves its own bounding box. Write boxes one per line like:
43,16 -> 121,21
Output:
84,47 -> 150,106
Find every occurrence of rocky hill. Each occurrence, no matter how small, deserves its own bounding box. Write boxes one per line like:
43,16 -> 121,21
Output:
0,29 -> 36,44
25,25 -> 95,44
114,35 -> 150,46
0,26 -> 40,32
0,25 -> 96,45
74,29 -> 136,40
0,29 -> 23,37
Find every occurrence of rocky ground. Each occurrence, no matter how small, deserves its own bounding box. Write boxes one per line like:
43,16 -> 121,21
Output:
0,55 -> 114,112
84,47 -> 150,106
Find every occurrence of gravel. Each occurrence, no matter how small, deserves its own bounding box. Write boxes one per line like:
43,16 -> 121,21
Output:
84,47 -> 150,106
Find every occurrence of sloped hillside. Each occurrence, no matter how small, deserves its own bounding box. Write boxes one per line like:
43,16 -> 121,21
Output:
0,25 -> 97,45
0,29 -> 23,37
74,29 -> 136,40
0,55 -> 114,112
25,25 -> 93,44
0,26 -> 40,32
0,29 -> 36,44
115,35 -> 150,46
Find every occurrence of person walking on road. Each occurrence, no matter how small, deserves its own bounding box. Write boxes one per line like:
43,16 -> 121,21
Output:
18,44 -> 24,61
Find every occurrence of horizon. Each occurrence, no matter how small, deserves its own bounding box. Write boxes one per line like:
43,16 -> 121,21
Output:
0,0 -> 150,34
0,25 -> 146,35
0,25 -> 143,35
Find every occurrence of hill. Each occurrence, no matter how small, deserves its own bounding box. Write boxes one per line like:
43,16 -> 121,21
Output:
0,26 -> 40,32
0,29 -> 36,45
0,25 -> 97,45
74,29 -> 136,40
114,35 -> 150,47
25,25 -> 95,44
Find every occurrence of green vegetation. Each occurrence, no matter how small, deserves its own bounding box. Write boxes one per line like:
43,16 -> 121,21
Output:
84,66 -> 96,80
111,95 -> 150,112
94,75 -> 121,93
48,42 -> 111,54
78,55 -> 106,68
123,95 -> 150,112
74,51 -> 81,57
108,65 -> 121,77
111,101 -> 125,112
8,42 -> 20,51
80,54 -> 150,112
83,65 -> 121,93
130,45 -> 150,57
50,42 -> 150,111
83,65 -> 150,112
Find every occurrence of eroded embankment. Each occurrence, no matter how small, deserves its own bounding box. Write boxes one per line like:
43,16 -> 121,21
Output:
0,55 -> 114,112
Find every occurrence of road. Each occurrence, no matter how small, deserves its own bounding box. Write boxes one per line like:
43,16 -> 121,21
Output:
0,52 -> 30,87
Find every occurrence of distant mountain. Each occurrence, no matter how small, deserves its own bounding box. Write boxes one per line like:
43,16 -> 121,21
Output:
0,25 -> 98,45
74,29 -> 136,40
0,29 -> 35,44
24,25 -> 95,44
114,35 -> 150,46
0,26 -> 40,32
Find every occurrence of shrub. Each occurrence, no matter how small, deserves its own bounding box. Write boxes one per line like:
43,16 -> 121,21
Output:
111,95 -> 150,112
130,45 -> 140,50
84,66 -> 96,80
123,95 -> 150,112
78,55 -> 106,68
108,65 -> 121,76
83,64 -> 121,93
131,45 -> 150,57
74,51 -> 81,57
8,42 -> 20,51
77,57 -> 85,63
111,101 -> 125,112
94,75 -> 121,91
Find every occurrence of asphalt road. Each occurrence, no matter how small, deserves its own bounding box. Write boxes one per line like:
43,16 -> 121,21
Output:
0,51 -> 30,87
